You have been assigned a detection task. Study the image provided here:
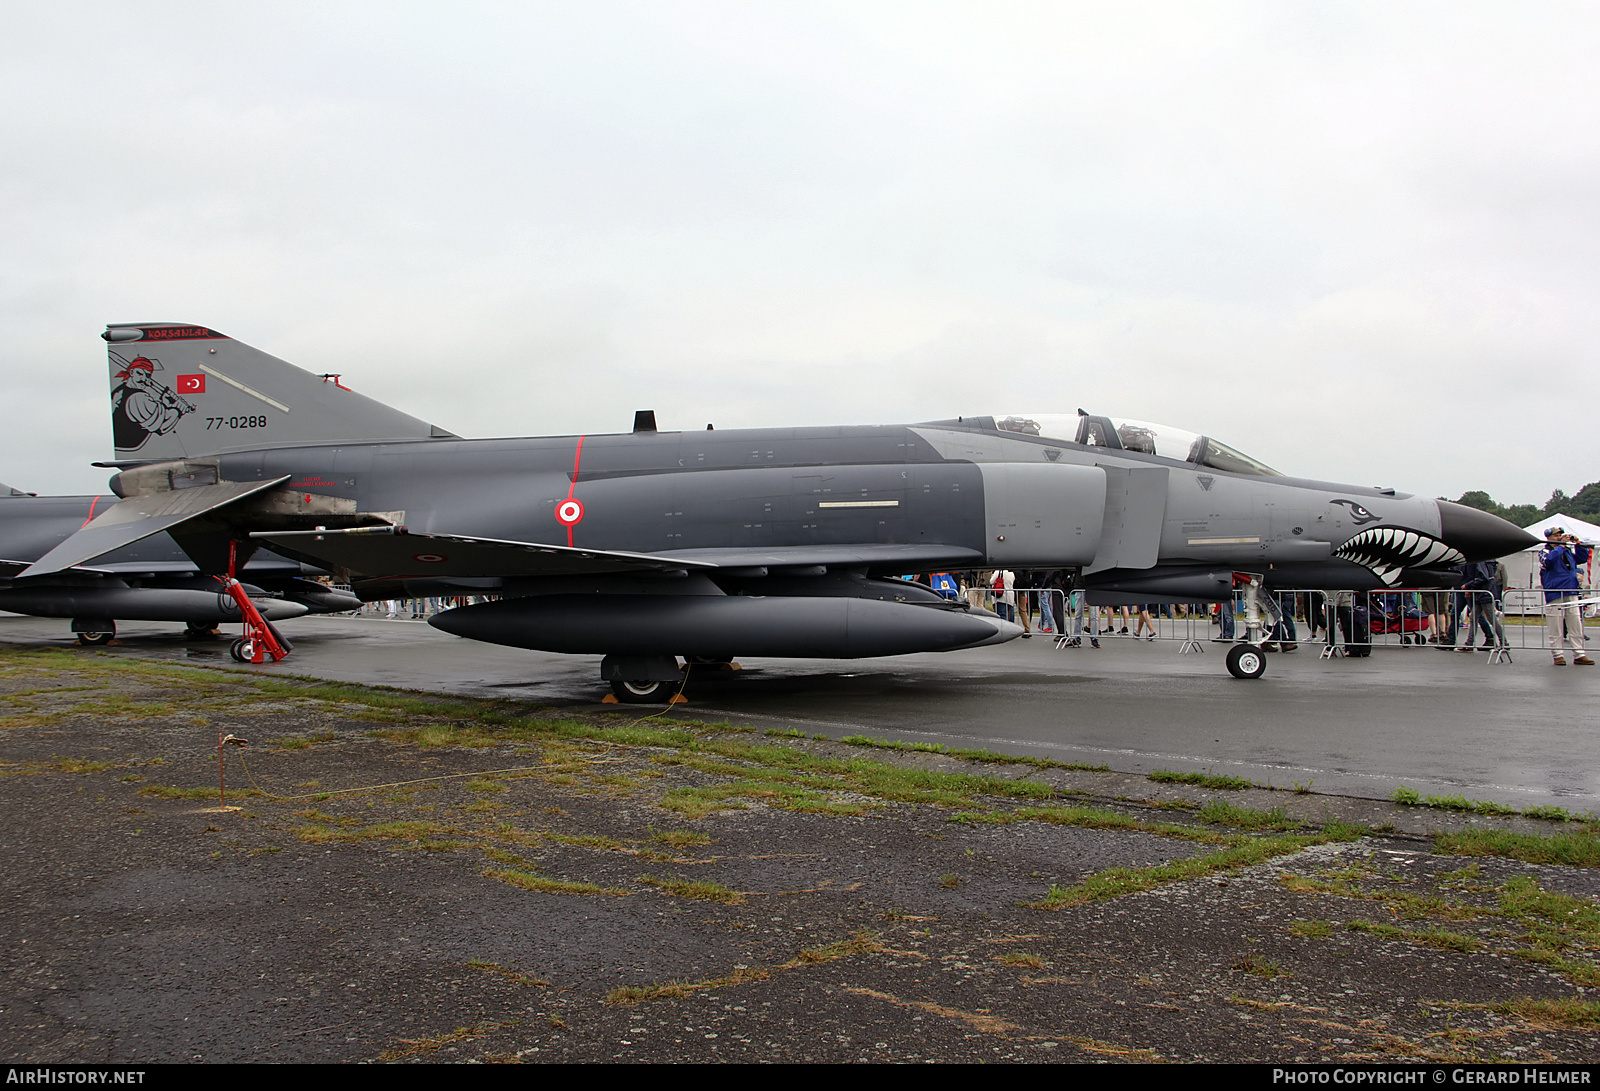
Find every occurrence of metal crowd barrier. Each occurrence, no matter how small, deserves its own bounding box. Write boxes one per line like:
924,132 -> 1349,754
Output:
935,579 -> 1591,664
1314,587 -> 1595,664
980,587 -> 1071,640
1021,586 -> 1592,665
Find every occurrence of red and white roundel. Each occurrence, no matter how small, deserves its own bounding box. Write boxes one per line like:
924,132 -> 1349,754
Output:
412,552 -> 448,563
555,499 -> 585,527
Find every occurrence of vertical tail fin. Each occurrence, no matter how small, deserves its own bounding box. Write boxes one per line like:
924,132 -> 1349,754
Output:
104,322 -> 456,461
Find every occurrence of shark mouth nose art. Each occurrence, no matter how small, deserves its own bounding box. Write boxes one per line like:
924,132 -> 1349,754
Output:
1334,527 -> 1464,585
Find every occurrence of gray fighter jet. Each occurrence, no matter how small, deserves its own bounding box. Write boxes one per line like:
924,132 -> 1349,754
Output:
17,322 -> 1534,696
0,483 -> 359,644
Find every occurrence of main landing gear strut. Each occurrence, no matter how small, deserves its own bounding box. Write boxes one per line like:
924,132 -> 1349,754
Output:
1225,573 -> 1279,680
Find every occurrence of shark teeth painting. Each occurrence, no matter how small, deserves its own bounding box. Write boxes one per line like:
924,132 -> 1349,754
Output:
1333,526 -> 1465,586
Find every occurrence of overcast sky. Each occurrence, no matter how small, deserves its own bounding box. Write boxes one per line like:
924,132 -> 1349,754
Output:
4,1 -> 1596,504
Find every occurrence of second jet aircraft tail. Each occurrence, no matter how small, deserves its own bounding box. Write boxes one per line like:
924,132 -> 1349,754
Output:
103,322 -> 456,462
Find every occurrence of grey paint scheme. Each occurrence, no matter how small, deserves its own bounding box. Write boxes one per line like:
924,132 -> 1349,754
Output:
22,322 -> 1538,668
222,424 -> 1448,594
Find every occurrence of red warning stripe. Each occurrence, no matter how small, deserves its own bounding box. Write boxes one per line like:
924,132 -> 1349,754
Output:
563,435 -> 587,547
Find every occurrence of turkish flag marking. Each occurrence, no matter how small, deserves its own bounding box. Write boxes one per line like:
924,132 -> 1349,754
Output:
177,375 -> 205,394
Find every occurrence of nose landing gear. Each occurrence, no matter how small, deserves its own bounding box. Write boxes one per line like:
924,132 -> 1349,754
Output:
1225,573 -> 1280,680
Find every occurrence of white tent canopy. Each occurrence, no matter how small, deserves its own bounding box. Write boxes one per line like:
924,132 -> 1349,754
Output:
1520,513 -> 1600,546
1499,513 -> 1599,606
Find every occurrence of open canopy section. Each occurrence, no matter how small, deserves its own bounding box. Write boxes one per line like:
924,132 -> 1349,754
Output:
992,410 -> 1283,478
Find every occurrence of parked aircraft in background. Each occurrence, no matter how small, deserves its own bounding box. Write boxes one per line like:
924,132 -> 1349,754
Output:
14,322 -> 1535,694
0,483 -> 358,644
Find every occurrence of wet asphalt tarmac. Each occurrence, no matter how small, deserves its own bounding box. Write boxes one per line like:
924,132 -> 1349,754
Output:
2,612 -> 1594,814
6,614 -> 1600,1063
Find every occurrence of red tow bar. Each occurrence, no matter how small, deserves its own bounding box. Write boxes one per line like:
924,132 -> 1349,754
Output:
216,577 -> 292,663
218,540 -> 291,664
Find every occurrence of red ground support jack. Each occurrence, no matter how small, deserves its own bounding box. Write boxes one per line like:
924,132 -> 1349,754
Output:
217,541 -> 292,664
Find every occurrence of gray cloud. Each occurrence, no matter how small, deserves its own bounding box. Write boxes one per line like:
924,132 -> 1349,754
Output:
2,0 -> 1594,508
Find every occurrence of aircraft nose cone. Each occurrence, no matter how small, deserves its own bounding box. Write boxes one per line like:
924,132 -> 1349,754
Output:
1435,500 -> 1539,561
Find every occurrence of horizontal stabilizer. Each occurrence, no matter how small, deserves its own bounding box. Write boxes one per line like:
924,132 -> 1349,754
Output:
18,478 -> 290,578
251,527 -> 720,580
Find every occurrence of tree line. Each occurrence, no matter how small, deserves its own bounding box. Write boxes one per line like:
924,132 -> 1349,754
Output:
1451,481 -> 1600,528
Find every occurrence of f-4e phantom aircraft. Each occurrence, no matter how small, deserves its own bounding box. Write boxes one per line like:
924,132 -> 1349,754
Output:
0,482 -> 359,644
16,322 -> 1534,697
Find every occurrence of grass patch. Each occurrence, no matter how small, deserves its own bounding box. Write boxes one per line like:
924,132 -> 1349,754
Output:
1392,786 -> 1519,816
483,868 -> 630,896
605,966 -> 770,1006
546,831 -> 628,852
648,827 -> 712,848
838,735 -> 1107,772
1490,998 -> 1600,1028
1345,920 -> 1481,953
466,959 -> 549,989
840,735 -> 952,755
1434,828 -> 1600,868
1288,919 -> 1333,938
1231,952 -> 1284,977
1195,800 -> 1301,831
138,784 -> 263,800
481,847 -> 530,867
1,756 -> 119,777
1522,805 -> 1589,823
1149,769 -> 1257,791
996,951 -> 1046,969
1276,865 -> 1600,988
378,1020 -> 521,1060
1030,835 -> 1320,909
637,874 -> 744,904
789,932 -> 884,964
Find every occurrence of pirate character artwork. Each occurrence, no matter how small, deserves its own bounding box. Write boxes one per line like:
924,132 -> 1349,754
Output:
110,351 -> 198,452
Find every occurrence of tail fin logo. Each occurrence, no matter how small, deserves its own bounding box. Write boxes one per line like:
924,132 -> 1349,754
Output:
110,350 -> 196,451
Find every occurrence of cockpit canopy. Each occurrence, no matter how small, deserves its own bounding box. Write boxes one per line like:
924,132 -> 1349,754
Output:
993,411 -> 1282,477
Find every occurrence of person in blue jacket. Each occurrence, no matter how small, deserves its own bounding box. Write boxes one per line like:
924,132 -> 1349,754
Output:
1541,528 -> 1594,665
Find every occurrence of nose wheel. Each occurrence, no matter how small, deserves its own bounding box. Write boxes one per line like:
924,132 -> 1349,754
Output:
1223,573 -> 1280,680
609,678 -> 676,703
1226,643 -> 1267,679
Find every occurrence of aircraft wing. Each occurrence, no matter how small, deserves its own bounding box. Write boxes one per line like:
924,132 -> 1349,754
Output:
251,527 -> 721,580
251,530 -> 984,583
18,478 -> 292,579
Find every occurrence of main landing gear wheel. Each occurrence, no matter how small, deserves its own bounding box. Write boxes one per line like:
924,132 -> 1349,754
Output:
76,631 -> 113,646
609,678 -> 673,704
1226,643 -> 1267,680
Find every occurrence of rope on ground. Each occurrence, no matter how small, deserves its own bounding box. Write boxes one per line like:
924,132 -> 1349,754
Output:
613,662 -> 694,730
